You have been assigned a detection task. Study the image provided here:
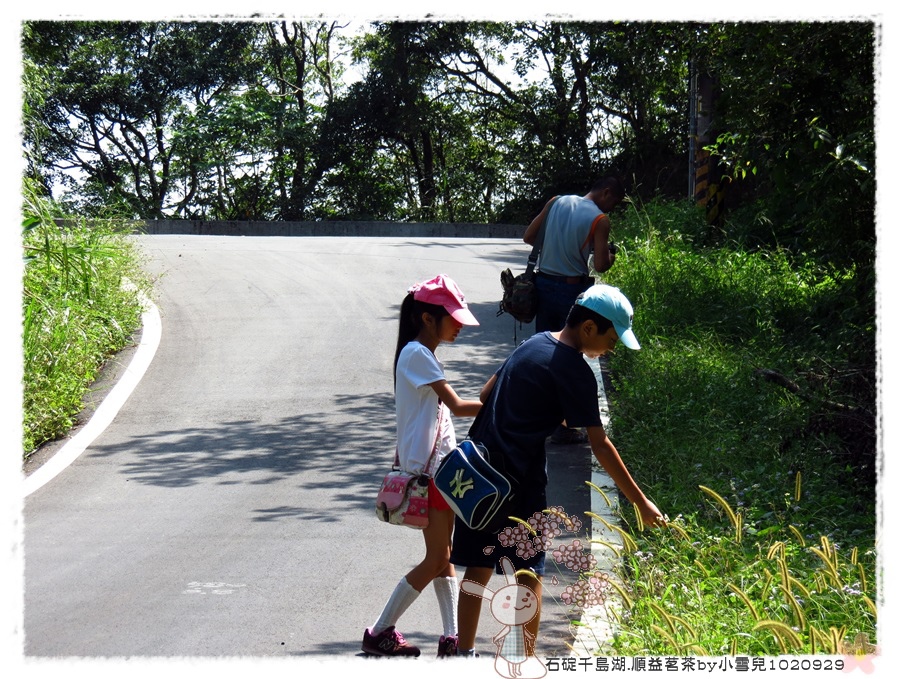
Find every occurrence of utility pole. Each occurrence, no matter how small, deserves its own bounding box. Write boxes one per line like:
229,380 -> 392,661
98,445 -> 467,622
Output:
689,61 -> 725,233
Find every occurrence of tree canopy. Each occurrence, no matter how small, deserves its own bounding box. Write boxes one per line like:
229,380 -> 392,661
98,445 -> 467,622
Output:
23,19 -> 876,257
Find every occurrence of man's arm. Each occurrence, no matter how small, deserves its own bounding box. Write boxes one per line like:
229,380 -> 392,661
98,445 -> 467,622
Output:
586,425 -> 663,527
590,214 -> 615,273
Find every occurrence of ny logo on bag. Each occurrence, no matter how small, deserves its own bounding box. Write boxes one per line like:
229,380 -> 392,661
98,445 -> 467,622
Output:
450,469 -> 475,498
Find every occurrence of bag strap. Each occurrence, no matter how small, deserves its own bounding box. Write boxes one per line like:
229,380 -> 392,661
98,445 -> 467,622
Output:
466,388 -> 520,489
423,400 -> 444,475
393,400 -> 444,475
526,196 -> 559,275
580,212 -> 608,261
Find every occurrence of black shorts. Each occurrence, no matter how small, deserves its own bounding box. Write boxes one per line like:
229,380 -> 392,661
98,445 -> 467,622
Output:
450,499 -> 547,576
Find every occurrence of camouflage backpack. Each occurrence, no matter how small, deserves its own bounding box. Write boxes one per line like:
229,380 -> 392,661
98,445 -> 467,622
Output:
498,268 -> 538,324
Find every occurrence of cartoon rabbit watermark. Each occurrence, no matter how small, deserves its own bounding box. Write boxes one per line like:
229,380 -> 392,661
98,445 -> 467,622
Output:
461,556 -> 547,679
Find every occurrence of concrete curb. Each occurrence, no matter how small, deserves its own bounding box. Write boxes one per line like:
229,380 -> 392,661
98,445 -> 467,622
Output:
138,219 -> 526,239
568,356 -> 625,656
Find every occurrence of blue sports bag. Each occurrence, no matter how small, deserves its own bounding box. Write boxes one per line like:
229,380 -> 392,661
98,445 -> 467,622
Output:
434,439 -> 516,533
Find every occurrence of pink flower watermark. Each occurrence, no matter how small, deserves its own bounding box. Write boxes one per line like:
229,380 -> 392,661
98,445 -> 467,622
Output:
842,633 -> 879,674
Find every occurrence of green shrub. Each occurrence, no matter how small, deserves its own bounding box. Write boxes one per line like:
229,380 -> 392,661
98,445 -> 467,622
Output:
22,181 -> 150,455
588,197 -> 877,656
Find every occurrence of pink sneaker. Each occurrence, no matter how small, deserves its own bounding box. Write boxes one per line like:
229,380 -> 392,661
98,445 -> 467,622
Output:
437,634 -> 459,657
362,626 -> 421,657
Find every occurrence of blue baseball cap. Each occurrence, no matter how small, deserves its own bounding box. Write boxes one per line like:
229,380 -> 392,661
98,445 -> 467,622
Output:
576,285 -> 640,350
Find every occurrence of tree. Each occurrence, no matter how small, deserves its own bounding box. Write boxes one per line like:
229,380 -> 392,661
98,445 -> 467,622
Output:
581,22 -> 694,197
258,20 -> 354,220
23,19 -> 876,238
400,21 -> 693,221
347,22 -> 447,221
698,22 -> 876,262
23,21 -> 261,217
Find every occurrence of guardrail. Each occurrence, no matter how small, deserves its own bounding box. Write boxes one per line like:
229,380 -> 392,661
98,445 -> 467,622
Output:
137,219 -> 526,239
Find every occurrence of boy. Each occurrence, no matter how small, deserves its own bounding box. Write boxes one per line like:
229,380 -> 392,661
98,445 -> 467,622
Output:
451,284 -> 663,658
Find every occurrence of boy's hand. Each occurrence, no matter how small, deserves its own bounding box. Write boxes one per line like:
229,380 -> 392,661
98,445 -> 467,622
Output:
637,499 -> 665,528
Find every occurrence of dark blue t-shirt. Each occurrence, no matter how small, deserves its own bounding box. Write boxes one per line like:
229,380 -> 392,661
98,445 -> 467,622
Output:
467,331 -> 603,506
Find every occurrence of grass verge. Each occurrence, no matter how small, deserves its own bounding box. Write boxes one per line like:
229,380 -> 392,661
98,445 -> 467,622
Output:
22,181 -> 151,457
578,196 -> 877,656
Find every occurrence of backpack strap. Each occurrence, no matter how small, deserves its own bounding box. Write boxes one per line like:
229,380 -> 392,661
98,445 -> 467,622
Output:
526,196 -> 559,275
581,212 -> 608,253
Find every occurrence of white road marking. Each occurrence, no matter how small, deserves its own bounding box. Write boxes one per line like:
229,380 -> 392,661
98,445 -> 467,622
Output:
182,581 -> 247,595
23,290 -> 162,497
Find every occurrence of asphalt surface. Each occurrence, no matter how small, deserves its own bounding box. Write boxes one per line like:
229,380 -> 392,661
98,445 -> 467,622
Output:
22,236 -> 596,667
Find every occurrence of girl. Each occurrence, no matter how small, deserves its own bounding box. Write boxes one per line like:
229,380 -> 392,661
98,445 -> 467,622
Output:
363,274 -> 482,658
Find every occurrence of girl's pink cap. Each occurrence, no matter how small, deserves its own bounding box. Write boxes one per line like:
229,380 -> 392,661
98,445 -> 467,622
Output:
409,274 -> 479,326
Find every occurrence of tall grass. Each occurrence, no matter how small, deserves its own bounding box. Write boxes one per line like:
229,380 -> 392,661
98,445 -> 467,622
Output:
22,181 -> 150,455
584,197 -> 877,656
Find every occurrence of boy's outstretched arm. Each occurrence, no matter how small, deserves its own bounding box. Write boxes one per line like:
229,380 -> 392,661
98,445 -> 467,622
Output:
586,425 -> 664,528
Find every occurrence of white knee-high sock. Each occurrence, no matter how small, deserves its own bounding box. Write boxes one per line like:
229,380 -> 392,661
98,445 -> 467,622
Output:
433,576 -> 459,637
372,577 -> 420,635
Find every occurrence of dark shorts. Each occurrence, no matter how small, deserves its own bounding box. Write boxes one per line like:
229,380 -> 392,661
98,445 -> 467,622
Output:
450,499 -> 547,576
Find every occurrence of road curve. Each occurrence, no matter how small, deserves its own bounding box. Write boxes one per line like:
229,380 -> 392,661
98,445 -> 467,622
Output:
22,236 -> 596,670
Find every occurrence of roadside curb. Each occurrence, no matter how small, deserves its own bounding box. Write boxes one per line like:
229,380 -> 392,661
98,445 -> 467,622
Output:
137,219 -> 525,239
22,289 -> 161,497
569,356 -> 624,656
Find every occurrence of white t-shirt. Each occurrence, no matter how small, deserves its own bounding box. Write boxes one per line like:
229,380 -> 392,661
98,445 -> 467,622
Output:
395,341 -> 456,475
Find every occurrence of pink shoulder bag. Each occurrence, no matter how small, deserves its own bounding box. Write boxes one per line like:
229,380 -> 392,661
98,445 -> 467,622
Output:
375,403 -> 443,530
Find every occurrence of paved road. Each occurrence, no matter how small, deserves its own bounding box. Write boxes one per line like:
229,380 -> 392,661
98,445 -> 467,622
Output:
23,236 -> 594,662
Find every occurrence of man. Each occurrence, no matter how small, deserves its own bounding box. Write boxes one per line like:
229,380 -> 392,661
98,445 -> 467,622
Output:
523,176 -> 626,443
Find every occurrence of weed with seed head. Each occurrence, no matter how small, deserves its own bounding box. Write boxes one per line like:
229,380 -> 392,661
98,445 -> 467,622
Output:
22,180 -> 150,455
584,198 -> 876,656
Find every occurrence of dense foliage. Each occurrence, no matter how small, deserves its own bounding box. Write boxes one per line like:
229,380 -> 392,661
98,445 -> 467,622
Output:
21,181 -> 149,454
21,19 -> 878,652
583,198 -> 877,656
22,21 -> 876,235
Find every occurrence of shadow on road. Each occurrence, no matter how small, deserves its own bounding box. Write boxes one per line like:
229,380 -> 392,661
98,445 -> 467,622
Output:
90,390 -> 397,518
85,292 -> 598,657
